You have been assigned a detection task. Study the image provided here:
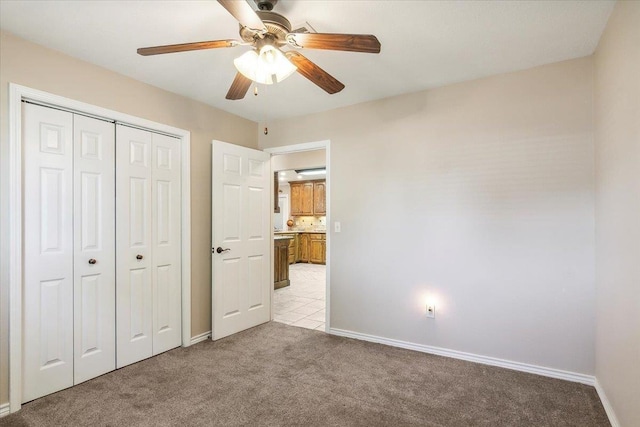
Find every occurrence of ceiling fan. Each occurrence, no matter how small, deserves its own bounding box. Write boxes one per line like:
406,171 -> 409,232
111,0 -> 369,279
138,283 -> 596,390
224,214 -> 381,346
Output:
137,0 -> 381,100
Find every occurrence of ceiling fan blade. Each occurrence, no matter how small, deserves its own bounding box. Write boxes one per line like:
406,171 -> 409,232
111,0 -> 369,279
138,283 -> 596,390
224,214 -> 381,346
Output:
137,40 -> 238,56
287,33 -> 381,53
217,0 -> 266,32
285,51 -> 345,94
226,72 -> 253,100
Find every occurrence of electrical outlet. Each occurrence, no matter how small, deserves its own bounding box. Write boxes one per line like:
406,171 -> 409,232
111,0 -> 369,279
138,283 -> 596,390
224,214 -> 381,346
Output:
426,304 -> 435,319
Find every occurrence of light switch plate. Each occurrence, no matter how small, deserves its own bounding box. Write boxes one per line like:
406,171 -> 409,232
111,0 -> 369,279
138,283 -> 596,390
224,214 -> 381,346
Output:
334,222 -> 341,233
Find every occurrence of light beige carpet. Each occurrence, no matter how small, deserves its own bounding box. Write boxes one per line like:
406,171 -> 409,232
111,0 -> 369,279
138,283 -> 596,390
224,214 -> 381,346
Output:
0,322 -> 609,426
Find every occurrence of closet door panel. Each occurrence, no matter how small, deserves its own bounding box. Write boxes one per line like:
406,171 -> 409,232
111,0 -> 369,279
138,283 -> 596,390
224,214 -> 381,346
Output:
73,115 -> 115,384
23,103 -> 74,402
116,125 -> 153,368
151,133 -> 182,354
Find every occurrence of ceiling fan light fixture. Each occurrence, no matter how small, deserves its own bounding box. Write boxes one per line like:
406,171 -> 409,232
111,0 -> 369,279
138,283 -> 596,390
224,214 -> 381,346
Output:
234,45 -> 296,85
295,168 -> 326,176
234,50 -> 259,79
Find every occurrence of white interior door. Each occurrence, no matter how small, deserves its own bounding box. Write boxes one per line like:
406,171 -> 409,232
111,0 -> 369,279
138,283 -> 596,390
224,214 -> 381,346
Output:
151,133 -> 182,354
116,125 -> 153,368
73,114 -> 115,384
23,103 -> 74,402
211,140 -> 271,340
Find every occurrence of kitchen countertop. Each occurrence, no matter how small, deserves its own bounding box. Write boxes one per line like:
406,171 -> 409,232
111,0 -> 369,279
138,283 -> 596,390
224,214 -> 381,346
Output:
275,230 -> 326,234
274,235 -> 294,240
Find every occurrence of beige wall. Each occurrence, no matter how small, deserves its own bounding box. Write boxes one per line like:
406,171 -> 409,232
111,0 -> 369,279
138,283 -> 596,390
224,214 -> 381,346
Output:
260,57 -> 596,376
0,31 -> 258,404
594,1 -> 640,425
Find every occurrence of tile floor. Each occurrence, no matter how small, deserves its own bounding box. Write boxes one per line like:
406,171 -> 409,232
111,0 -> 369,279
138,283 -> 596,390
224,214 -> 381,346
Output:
273,263 -> 326,331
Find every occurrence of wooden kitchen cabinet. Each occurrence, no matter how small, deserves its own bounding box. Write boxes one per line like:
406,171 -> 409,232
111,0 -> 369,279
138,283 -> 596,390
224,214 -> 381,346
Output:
276,233 -> 297,264
290,180 -> 325,216
290,182 -> 313,216
298,233 -> 310,262
274,238 -> 291,289
290,183 -> 301,215
301,182 -> 314,215
274,172 -> 280,213
313,181 -> 326,215
309,234 -> 326,264
296,233 -> 326,265
288,235 -> 297,264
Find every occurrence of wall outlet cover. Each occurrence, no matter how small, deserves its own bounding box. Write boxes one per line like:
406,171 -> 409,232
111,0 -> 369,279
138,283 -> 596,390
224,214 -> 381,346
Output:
426,304 -> 435,319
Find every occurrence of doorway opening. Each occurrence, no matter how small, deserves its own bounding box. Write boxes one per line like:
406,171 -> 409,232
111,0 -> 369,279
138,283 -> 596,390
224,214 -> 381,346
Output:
268,143 -> 329,332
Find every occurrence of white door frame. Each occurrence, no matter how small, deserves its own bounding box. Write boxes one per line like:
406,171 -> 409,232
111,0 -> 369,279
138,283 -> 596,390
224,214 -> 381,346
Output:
264,140 -> 330,332
6,83 -> 192,413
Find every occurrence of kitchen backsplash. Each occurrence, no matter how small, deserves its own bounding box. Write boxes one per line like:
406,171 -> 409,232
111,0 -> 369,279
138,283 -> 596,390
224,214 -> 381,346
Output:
292,216 -> 326,231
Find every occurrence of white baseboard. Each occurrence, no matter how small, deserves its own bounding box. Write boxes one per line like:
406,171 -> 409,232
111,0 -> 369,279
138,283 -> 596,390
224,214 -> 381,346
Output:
329,328 -> 595,386
190,331 -> 211,345
595,379 -> 620,427
0,402 -> 9,417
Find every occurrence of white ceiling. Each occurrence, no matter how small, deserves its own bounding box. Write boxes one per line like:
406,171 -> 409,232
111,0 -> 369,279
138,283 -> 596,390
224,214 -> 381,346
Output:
0,0 -> 614,122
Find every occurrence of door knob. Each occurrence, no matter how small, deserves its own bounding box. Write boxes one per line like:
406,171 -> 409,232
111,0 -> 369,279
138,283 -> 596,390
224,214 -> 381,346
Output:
216,247 -> 231,254
88,258 -> 97,265
136,254 -> 144,260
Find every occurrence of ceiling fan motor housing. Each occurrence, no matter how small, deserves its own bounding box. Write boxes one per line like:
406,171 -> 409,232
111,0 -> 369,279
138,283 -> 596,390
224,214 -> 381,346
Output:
240,10 -> 292,45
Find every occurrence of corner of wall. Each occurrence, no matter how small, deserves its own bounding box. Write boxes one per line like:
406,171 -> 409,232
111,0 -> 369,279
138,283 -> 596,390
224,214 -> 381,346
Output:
595,379 -> 621,427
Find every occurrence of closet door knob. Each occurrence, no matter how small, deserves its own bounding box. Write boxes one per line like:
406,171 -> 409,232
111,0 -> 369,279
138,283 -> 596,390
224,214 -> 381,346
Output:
136,254 -> 144,260
88,258 -> 97,265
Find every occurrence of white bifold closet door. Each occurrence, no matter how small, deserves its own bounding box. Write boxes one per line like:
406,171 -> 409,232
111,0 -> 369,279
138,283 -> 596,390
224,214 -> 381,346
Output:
73,115 -> 116,384
23,103 -> 115,402
116,125 -> 182,368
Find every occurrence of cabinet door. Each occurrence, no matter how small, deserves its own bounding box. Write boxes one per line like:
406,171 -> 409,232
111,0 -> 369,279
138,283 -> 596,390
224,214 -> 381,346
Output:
299,233 -> 309,262
287,236 -> 296,264
293,234 -> 300,263
274,172 -> 280,213
274,240 -> 290,289
274,242 -> 282,282
310,239 -> 324,264
313,181 -> 326,215
290,183 -> 302,215
301,183 -> 314,215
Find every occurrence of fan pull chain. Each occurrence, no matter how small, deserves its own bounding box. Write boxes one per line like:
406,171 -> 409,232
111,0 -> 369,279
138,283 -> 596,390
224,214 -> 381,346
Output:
260,83 -> 268,136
